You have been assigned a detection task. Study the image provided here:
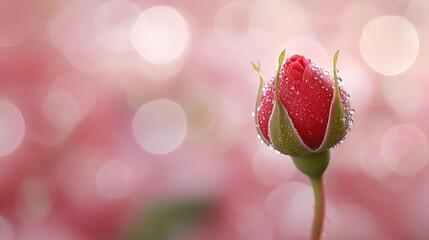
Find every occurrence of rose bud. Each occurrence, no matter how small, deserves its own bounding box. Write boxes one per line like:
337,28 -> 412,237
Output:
252,50 -> 353,157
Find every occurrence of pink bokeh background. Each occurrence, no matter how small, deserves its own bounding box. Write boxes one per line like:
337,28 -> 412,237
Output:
1,0 -> 429,239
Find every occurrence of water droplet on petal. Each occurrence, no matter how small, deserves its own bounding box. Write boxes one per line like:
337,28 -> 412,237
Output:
349,109 -> 355,116
251,112 -> 255,117
316,116 -> 324,123
348,119 -> 354,125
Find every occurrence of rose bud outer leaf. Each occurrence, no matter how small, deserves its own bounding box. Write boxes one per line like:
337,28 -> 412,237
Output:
278,49 -> 286,66
252,61 -> 270,145
269,100 -> 314,156
275,49 -> 286,98
318,50 -> 348,151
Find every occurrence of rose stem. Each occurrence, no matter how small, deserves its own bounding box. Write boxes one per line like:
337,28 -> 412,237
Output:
310,175 -> 325,240
292,151 -> 330,240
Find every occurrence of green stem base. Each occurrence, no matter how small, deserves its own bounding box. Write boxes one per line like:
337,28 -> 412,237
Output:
292,151 -> 330,178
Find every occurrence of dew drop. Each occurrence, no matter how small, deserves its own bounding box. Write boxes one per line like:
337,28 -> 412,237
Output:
348,119 -> 354,125
257,134 -> 261,140
314,75 -> 319,80
251,112 -> 255,117
316,116 -> 324,123
289,85 -> 295,90
341,116 -> 347,122
338,77 -> 342,82
349,109 -> 355,116
346,127 -> 351,132
346,94 -> 350,99
336,69 -> 339,73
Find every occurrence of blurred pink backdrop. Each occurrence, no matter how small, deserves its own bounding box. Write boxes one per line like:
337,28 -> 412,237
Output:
1,0 -> 429,239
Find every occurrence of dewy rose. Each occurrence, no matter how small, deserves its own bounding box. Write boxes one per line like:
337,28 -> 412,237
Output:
253,50 -> 353,157
251,50 -> 354,240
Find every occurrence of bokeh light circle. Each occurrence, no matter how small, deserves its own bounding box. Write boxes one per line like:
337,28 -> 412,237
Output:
0,216 -> 14,240
381,124 -> 429,176
133,99 -> 187,154
62,27 -> 114,73
325,204 -> 381,239
43,89 -> 81,131
382,78 -> 422,118
0,100 -> 25,156
94,0 -> 141,53
283,37 -> 328,67
50,73 -> 98,120
360,16 -> 419,76
340,63 -> 374,110
17,178 -> 52,224
96,159 -> 134,199
131,6 -> 190,64
266,182 -> 314,238
405,0 -> 429,52
252,147 -> 295,186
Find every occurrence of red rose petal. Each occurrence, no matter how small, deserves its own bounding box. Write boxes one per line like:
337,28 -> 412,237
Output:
257,78 -> 275,143
289,61 -> 305,74
280,56 -> 334,150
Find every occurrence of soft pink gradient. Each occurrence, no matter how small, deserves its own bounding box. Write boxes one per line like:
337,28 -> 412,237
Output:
1,0 -> 429,239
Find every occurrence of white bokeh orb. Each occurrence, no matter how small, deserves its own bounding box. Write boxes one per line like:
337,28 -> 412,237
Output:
133,99 -> 187,154
0,100 -> 25,156
131,6 -> 190,64
360,16 -> 419,76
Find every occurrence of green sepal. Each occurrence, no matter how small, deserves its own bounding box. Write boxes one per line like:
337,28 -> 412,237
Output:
275,49 -> 286,98
251,60 -> 270,145
269,100 -> 313,156
318,50 -> 348,151
292,150 -> 330,178
269,50 -> 313,157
